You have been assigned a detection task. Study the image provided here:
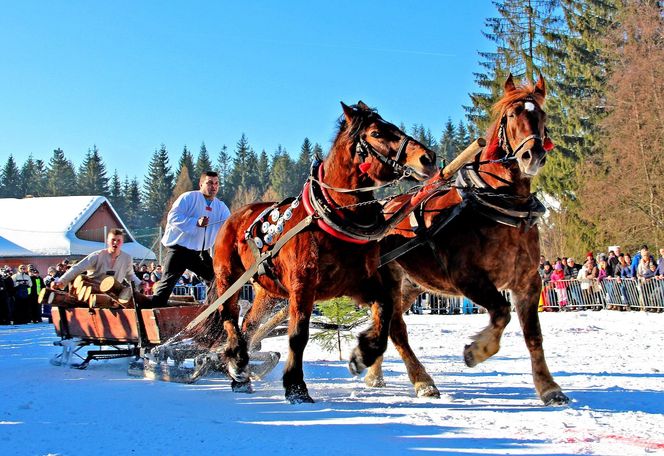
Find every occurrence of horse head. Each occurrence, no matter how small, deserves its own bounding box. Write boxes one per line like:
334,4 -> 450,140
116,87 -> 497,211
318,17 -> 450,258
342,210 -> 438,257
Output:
339,101 -> 437,183
481,74 -> 552,190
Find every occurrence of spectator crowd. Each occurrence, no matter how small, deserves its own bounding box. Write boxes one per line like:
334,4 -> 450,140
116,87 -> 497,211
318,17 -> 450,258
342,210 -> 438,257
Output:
0,260 -> 206,325
538,245 -> 664,312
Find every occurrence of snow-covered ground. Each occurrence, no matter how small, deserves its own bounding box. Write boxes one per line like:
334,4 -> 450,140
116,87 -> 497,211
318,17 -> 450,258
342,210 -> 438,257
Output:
1,311 -> 663,455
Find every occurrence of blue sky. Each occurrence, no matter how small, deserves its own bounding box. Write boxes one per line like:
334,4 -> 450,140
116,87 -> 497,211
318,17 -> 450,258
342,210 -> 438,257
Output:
0,1 -> 496,180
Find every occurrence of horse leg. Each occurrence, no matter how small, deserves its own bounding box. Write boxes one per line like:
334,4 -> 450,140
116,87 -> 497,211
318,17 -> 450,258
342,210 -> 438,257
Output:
456,278 -> 512,367
364,272 -> 440,397
283,288 -> 315,404
512,280 -> 569,405
348,269 -> 395,376
214,262 -> 251,392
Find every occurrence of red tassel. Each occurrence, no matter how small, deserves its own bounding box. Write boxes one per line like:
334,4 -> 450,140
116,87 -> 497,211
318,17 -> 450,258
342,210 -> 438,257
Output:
543,137 -> 554,152
359,162 -> 371,174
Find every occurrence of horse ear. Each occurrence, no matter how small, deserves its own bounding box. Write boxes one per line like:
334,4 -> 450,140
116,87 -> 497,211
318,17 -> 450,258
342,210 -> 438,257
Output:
504,73 -> 516,94
341,102 -> 357,124
356,101 -> 370,111
535,72 -> 546,98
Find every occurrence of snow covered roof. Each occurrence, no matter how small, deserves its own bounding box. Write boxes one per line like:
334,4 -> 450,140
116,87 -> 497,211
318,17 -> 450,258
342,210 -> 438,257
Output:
0,196 -> 156,260
0,235 -> 34,256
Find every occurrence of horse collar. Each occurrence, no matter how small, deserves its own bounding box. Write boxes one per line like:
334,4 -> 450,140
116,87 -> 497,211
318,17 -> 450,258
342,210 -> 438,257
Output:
301,161 -> 386,244
455,166 -> 545,229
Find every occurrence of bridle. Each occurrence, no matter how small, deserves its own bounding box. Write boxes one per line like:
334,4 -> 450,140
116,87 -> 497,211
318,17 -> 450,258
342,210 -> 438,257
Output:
496,96 -> 549,162
350,112 -> 421,179
356,135 -> 412,177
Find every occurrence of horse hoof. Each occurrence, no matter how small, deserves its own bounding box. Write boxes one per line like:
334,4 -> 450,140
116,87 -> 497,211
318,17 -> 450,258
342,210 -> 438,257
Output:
227,362 -> 250,383
542,390 -> 570,406
348,349 -> 367,376
365,376 -> 386,388
285,385 -> 315,404
231,380 -> 254,394
416,384 -> 440,398
463,344 -> 477,367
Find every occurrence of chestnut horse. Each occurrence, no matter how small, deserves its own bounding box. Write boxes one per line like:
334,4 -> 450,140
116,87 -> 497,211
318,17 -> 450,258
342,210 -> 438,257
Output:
365,74 -> 569,405
201,102 -> 436,403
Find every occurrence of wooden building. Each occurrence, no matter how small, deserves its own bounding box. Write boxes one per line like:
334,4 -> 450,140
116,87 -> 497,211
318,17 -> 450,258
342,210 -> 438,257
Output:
0,196 -> 156,274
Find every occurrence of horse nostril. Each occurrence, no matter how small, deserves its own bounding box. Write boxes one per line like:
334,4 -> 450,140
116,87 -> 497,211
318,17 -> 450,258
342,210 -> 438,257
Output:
420,153 -> 434,167
522,151 -> 531,161
540,156 -> 547,166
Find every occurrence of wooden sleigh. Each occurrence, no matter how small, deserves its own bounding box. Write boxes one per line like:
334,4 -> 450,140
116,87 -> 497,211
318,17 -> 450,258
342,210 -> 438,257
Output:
47,276 -> 280,383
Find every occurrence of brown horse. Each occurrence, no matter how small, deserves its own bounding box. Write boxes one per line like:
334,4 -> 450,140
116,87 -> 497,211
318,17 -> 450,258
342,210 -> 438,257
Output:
201,102 -> 436,403
363,74 -> 569,405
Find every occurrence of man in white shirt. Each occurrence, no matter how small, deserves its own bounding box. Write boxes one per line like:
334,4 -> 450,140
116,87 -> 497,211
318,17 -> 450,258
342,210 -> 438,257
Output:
151,171 -> 231,307
52,228 -> 141,290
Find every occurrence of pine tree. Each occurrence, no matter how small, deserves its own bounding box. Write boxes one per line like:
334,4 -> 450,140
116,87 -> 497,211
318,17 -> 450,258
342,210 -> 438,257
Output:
45,148 -> 77,196
177,145 -> 196,191
194,142 -> 213,180
465,0 -> 561,133
123,176 -> 143,230
77,145 -> 109,196
295,138 -> 314,187
142,144 -> 174,228
244,148 -> 261,192
0,155 -> 21,198
256,149 -> 271,197
227,134 -> 251,203
455,121 -> 471,152
536,0 -> 619,254
108,171 -> 125,217
20,155 -> 47,197
438,119 -> 457,167
33,159 -> 48,197
310,296 -> 369,360
267,145 -> 295,200
411,125 -> 438,152
216,145 -> 232,203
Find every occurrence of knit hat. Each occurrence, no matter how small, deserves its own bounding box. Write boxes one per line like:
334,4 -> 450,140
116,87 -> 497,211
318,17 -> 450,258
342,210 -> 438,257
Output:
554,263 -> 563,270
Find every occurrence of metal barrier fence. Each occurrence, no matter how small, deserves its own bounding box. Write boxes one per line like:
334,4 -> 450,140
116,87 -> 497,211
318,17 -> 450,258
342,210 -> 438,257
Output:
171,283 -> 255,303
171,279 -> 664,314
172,284 -> 207,301
540,277 -> 664,312
410,278 -> 664,314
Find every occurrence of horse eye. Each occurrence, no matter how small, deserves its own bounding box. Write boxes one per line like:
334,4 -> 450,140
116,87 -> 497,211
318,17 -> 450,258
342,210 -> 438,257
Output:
370,131 -> 381,138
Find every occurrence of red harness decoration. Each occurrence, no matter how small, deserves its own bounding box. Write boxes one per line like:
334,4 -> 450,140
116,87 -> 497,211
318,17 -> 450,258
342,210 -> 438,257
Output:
543,137 -> 554,152
301,165 -> 372,245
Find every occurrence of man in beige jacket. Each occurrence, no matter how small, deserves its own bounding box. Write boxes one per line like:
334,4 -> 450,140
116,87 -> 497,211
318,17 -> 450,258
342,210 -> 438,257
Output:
52,228 -> 141,290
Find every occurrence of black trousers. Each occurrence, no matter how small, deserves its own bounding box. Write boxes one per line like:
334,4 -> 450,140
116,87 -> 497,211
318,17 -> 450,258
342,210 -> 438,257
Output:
152,245 -> 214,307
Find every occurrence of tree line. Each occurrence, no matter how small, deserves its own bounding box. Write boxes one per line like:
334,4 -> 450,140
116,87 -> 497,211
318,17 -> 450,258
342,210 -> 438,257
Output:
464,0 -> 663,258
1,0 -> 661,258
0,121 -> 472,236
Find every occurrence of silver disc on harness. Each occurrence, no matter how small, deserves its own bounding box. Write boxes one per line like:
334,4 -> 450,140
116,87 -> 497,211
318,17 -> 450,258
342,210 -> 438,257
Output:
275,220 -> 284,233
264,233 -> 274,244
270,209 -> 280,222
283,208 -> 292,220
261,221 -> 270,233
290,199 -> 300,209
253,237 -> 264,248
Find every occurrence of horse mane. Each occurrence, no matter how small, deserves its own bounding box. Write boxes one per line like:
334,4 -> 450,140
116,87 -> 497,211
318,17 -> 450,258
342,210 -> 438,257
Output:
483,82 -> 545,160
